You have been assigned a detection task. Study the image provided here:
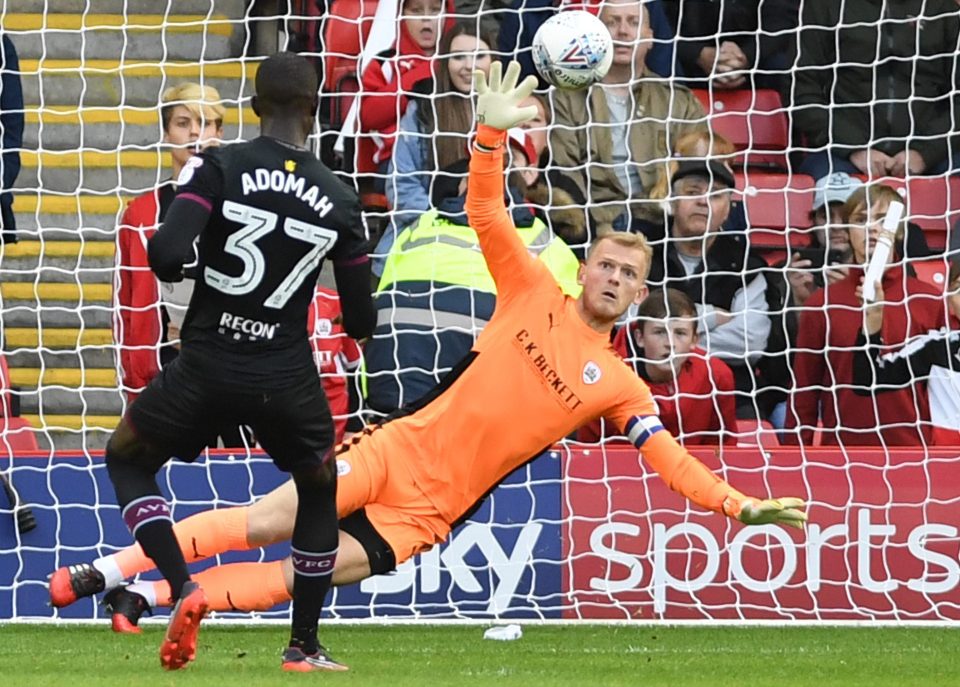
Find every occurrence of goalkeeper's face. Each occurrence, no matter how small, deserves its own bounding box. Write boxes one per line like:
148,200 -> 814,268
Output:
578,241 -> 649,325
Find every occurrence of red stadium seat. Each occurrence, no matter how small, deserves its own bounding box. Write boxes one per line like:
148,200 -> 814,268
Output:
735,172 -> 816,249
693,89 -> 789,170
911,257 -> 950,291
321,0 -> 379,92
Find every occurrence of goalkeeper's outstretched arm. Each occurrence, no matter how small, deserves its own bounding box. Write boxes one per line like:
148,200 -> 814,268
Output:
465,61 -> 543,297
635,423 -> 807,530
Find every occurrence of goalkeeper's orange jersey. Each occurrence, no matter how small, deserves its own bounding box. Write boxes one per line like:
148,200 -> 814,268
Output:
357,131 -> 744,525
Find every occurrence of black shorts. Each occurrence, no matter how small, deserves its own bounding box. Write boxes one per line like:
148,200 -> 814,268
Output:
127,358 -> 335,473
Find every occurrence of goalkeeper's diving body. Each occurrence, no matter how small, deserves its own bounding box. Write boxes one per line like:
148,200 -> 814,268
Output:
50,62 -> 806,627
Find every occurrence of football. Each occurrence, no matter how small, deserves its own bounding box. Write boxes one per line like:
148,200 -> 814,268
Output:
531,10 -> 614,90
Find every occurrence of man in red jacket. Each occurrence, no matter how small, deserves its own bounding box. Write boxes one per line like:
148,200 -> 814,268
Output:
579,288 -> 738,445
114,83 -> 225,403
356,0 -> 454,175
786,184 -> 945,446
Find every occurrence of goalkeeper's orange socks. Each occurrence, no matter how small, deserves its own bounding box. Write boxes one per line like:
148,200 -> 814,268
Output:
131,560 -> 290,612
101,506 -> 251,582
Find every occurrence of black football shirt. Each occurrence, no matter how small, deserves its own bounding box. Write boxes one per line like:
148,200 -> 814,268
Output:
172,136 -> 366,389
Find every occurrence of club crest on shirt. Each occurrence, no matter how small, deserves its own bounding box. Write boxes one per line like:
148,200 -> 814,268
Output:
177,155 -> 203,185
336,460 -> 351,477
582,361 -> 602,385
314,318 -> 333,337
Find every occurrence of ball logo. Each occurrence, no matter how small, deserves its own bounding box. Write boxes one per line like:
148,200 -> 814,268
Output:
582,361 -> 602,385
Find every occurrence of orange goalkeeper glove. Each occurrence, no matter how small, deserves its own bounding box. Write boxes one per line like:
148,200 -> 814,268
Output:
726,496 -> 807,530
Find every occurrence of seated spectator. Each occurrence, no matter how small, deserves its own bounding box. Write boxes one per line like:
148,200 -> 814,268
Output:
853,259 -> 960,445
640,128 -> 737,227
578,288 -> 737,444
498,0 -> 680,88
662,0 -> 798,91
637,159 -> 772,408
377,21 -> 495,274
518,91 -> 550,163
549,0 -> 707,236
365,133 -> 582,413
792,2 -> 960,179
357,0 -> 453,176
785,184 -> 946,446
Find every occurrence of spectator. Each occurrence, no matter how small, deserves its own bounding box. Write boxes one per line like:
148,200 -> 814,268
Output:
365,132 -> 581,412
637,159 -> 772,409
782,172 -> 861,311
662,0 -> 799,91
785,184 -> 946,446
377,21 -> 495,273
115,83 -> 225,403
498,0 -> 680,88
518,91 -> 550,163
641,128 -> 737,227
308,287 -> 363,444
357,0 -> 454,177
792,2 -> 960,180
578,288 -> 738,444
853,259 -> 960,446
0,34 -> 23,244
549,0 -> 706,236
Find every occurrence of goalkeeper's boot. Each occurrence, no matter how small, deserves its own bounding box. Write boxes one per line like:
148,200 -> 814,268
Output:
103,586 -> 152,634
281,645 -> 349,673
48,563 -> 105,608
159,581 -> 209,670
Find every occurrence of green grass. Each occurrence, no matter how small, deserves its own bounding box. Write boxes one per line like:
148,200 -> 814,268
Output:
0,624 -> 955,687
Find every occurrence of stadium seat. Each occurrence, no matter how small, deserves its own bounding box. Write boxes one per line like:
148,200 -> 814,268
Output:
321,0 -> 379,92
911,257 -> 950,290
693,89 -> 789,170
735,172 -> 816,250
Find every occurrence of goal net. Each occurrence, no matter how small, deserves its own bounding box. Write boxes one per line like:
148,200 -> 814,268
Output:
2,0 -> 960,622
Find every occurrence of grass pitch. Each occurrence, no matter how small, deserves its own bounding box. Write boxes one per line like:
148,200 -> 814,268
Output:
0,624 -> 953,687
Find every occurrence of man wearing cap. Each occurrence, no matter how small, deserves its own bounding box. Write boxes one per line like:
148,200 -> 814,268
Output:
637,159 -> 773,412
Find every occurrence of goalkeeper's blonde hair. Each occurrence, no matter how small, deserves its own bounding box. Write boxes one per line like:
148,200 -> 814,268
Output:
160,82 -> 226,131
587,231 -> 653,282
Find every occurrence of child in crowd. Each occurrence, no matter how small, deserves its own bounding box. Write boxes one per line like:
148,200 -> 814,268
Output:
579,288 -> 738,445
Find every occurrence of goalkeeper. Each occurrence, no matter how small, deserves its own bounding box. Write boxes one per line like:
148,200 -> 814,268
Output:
50,62 -> 806,624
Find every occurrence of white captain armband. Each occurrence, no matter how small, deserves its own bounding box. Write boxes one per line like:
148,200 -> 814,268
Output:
625,415 -> 665,448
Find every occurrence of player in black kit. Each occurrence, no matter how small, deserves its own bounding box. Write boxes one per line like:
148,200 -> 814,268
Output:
98,53 -> 375,672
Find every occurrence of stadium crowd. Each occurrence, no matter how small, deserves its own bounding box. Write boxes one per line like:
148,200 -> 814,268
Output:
111,0 -> 960,449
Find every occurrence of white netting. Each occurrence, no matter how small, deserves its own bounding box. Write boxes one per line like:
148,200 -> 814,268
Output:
1,1 -> 960,622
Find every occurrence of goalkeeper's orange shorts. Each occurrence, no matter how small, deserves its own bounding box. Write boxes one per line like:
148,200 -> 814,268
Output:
335,437 -> 450,566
